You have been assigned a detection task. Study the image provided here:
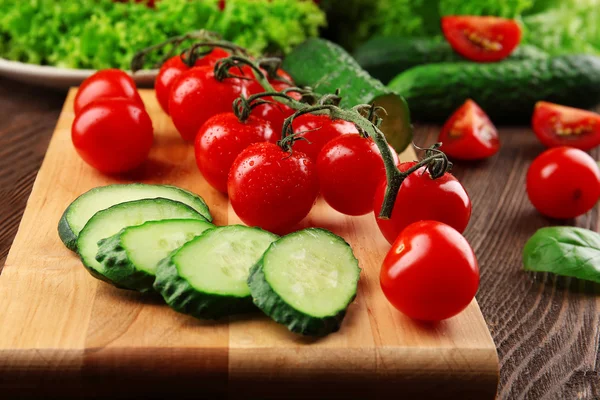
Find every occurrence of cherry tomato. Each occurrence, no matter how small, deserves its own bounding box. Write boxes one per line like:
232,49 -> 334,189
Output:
72,98 -> 153,174
441,16 -> 521,62
228,142 -> 319,234
291,114 -> 359,161
169,66 -> 263,141
74,69 -> 143,115
526,146 -> 600,219
269,68 -> 295,91
195,113 -> 276,193
532,102 -> 600,151
381,220 -> 480,321
374,162 -> 472,244
439,99 -> 500,160
155,48 -> 231,115
317,134 -> 398,216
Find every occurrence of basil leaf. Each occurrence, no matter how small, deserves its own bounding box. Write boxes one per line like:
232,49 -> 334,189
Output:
523,226 -> 600,283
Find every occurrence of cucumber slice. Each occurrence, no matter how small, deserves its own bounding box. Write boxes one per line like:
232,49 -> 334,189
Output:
248,228 -> 360,337
58,184 -> 211,251
96,219 -> 213,292
154,225 -> 278,319
77,199 -> 206,287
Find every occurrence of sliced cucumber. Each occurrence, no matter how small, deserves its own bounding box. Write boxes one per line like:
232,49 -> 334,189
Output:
154,225 -> 278,319
95,219 -> 213,292
58,184 -> 212,251
77,199 -> 206,287
248,228 -> 360,337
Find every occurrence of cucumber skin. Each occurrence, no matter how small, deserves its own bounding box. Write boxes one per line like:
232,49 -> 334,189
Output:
58,211 -> 77,252
283,38 -> 412,152
57,183 -> 212,252
247,228 -> 359,337
389,55 -> 600,122
154,251 -> 255,320
354,37 -> 547,84
95,232 -> 156,293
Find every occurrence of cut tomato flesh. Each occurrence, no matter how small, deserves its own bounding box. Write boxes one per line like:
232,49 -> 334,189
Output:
532,101 -> 600,150
441,16 -> 522,62
439,99 -> 499,160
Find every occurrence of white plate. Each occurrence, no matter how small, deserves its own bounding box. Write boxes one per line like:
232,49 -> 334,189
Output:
0,58 -> 157,90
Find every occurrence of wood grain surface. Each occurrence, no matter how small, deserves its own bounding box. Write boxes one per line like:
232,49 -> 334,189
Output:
0,84 -> 498,399
1,77 -> 598,399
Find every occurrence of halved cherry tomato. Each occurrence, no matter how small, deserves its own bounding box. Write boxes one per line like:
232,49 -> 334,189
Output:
291,114 -> 359,161
72,98 -> 153,174
532,102 -> 600,151
526,146 -> 600,219
439,99 -> 500,160
381,220 -> 480,321
195,113 -> 276,193
441,16 -> 521,62
155,48 -> 230,115
228,142 -> 319,234
169,66 -> 263,141
74,69 -> 143,115
317,134 -> 398,216
373,162 -> 472,244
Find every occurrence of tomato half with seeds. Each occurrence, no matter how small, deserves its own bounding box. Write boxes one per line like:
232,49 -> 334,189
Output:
195,113 -> 276,193
441,16 -> 522,62
526,146 -> 600,219
532,102 -> 600,151
155,48 -> 230,115
439,99 -> 500,160
373,162 -> 472,244
291,114 -> 359,161
381,220 -> 480,321
74,69 -> 143,115
169,66 -> 263,141
317,134 -> 398,216
228,142 -> 319,234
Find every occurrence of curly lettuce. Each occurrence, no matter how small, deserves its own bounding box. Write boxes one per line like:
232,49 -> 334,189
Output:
0,0 -> 325,69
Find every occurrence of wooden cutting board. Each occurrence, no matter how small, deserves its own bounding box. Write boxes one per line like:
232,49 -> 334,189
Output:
0,89 -> 498,399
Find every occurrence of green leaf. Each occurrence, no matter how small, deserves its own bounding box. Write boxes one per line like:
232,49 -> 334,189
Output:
523,226 -> 600,283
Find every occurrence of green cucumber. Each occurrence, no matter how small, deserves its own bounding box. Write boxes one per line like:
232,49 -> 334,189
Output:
77,199 -> 206,287
58,184 -> 211,251
248,228 -> 360,337
388,54 -> 600,122
353,36 -> 548,84
95,219 -> 213,292
154,225 -> 278,319
283,38 -> 412,153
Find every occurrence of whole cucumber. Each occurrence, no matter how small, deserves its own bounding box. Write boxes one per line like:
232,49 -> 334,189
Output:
354,36 -> 548,84
283,38 -> 412,152
389,55 -> 600,122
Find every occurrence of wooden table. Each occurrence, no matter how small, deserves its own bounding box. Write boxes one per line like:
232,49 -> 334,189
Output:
0,77 -> 598,399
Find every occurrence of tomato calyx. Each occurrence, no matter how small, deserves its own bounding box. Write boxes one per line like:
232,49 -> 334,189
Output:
258,57 -> 294,87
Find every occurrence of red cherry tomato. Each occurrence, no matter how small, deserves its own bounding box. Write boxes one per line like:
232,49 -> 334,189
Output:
441,16 -> 522,62
195,113 -> 276,193
155,48 -> 230,115
291,114 -> 359,161
374,162 -> 472,244
228,142 -> 319,234
269,68 -> 295,91
439,99 -> 500,160
317,134 -> 398,216
381,220 -> 480,321
169,66 -> 263,141
72,98 -> 153,174
74,69 -> 143,115
532,102 -> 600,151
526,146 -> 600,219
